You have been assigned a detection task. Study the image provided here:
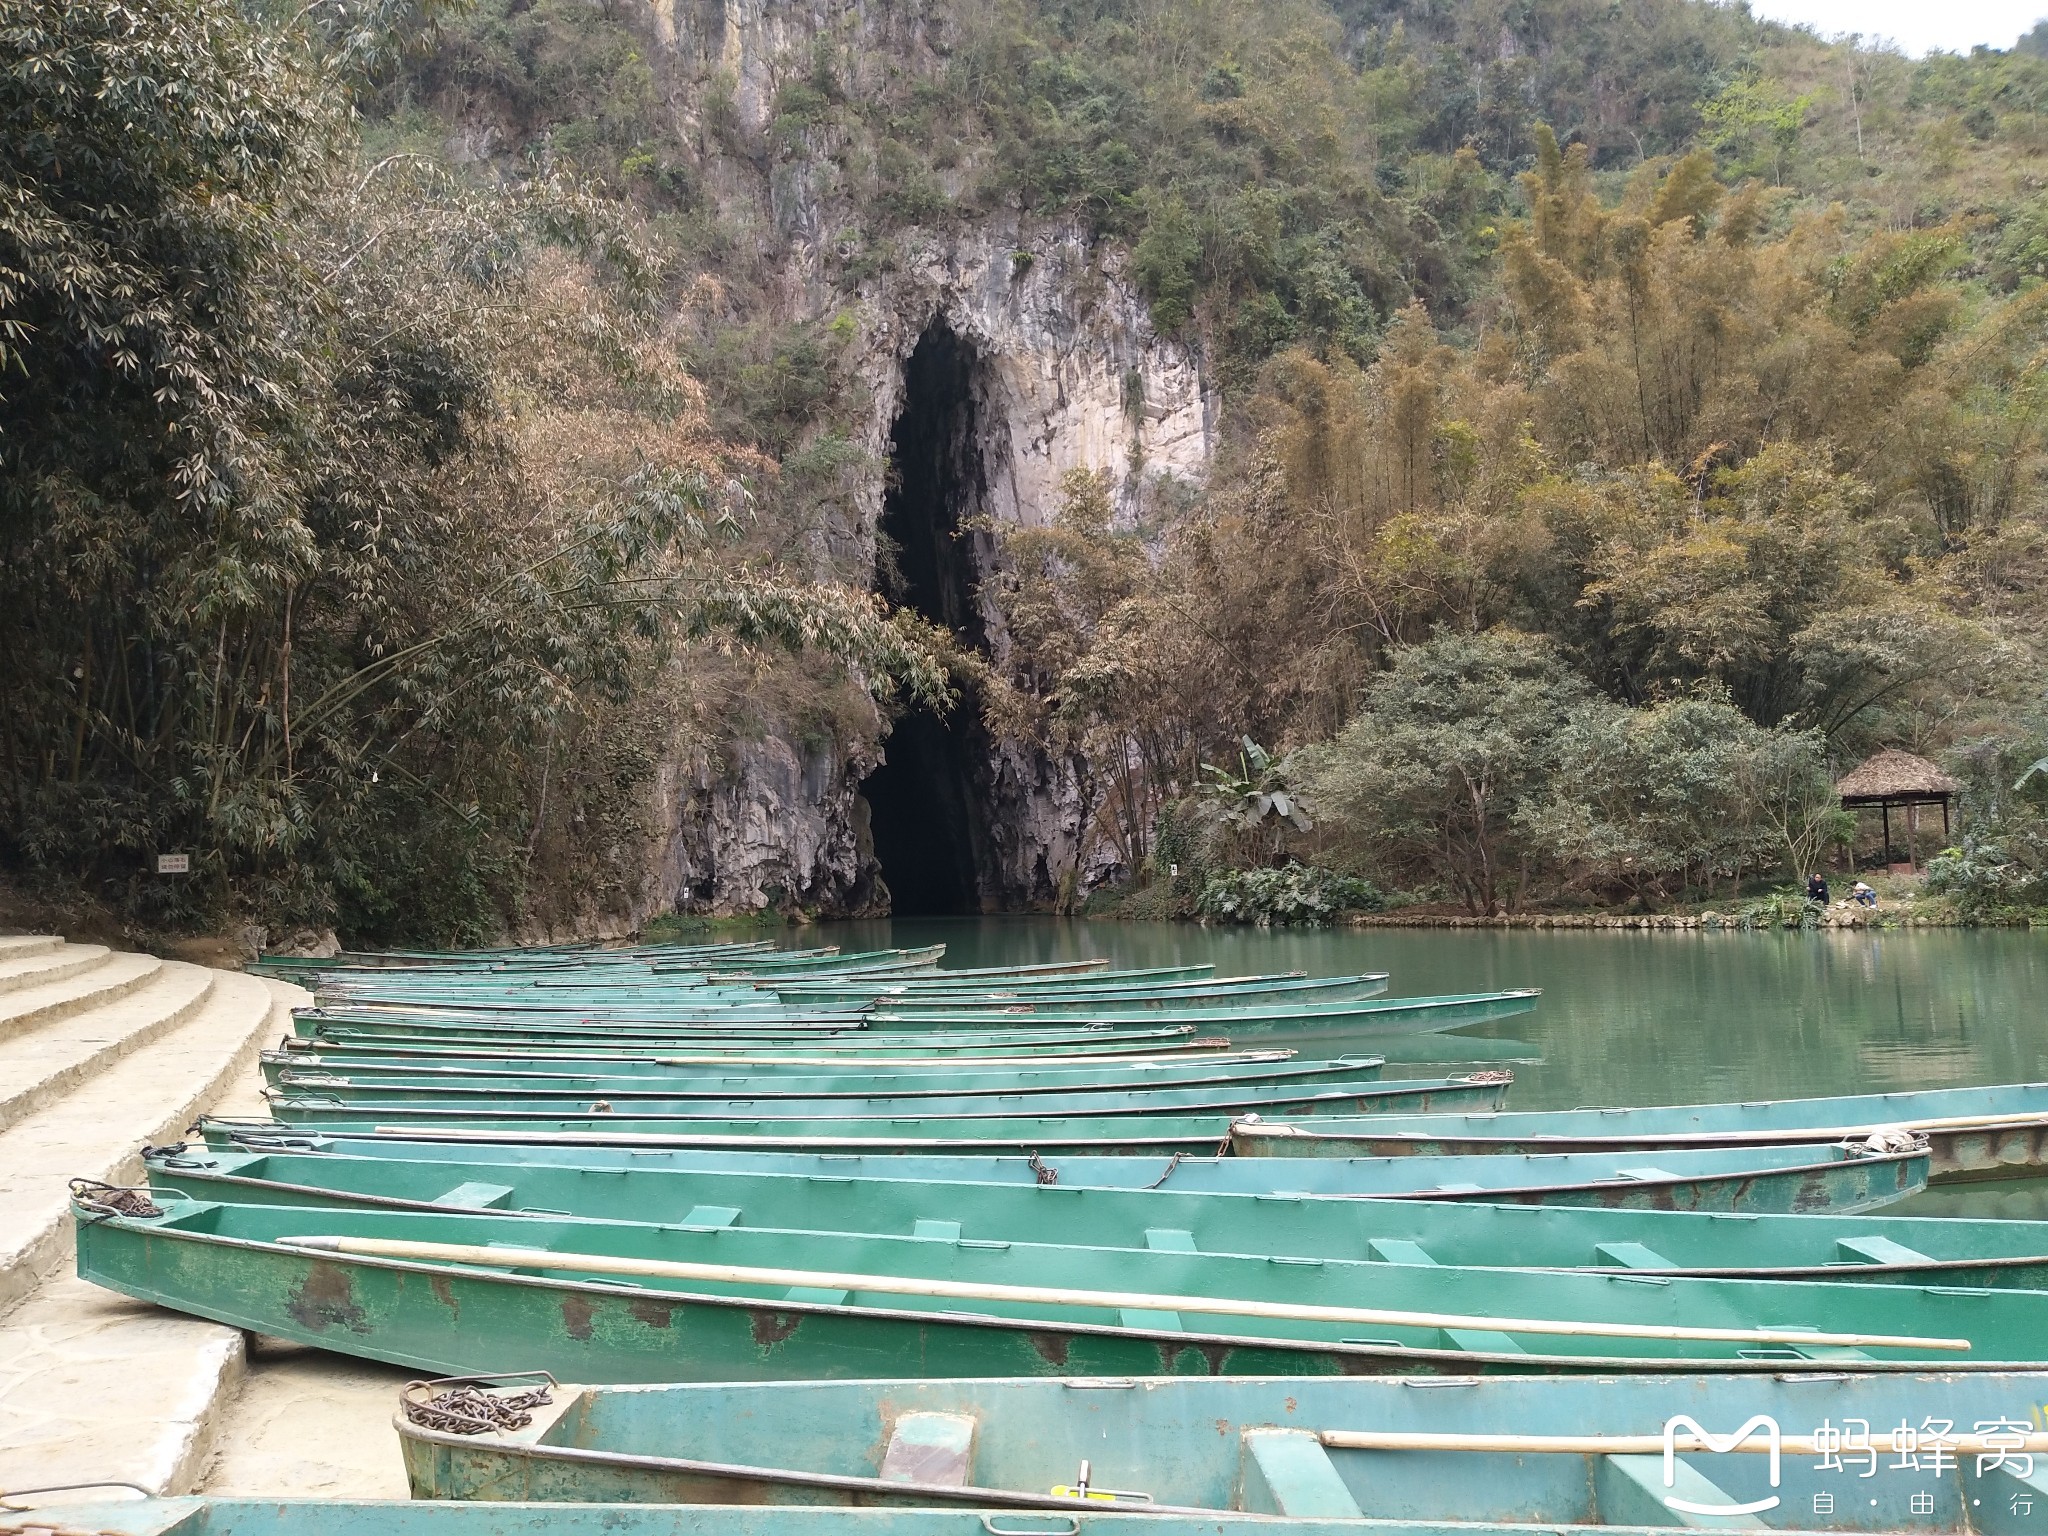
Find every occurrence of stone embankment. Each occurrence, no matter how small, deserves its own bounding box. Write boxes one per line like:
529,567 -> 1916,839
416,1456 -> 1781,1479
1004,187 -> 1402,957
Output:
1353,909 -> 1942,930
0,935 -> 303,1496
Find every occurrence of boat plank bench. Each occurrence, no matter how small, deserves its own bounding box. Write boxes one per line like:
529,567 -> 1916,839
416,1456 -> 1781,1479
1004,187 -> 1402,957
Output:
1240,1429 -> 1363,1518
1593,1242 -> 1678,1270
1836,1234 -> 1933,1265
1598,1453 -> 1768,1530
437,1181 -> 515,1208
683,1204 -> 741,1229
878,1412 -> 977,1487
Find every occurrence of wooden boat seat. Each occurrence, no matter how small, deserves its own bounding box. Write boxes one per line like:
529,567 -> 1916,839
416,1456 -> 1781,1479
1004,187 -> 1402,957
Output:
1240,1428 -> 1364,1518
912,1220 -> 962,1240
681,1205 -> 740,1229
784,1286 -> 849,1304
435,1181 -> 515,1209
878,1410 -> 977,1486
1367,1239 -> 1435,1265
1594,1242 -> 1678,1270
1597,1452 -> 1769,1529
1121,1230 -> 1196,1330
1837,1234 -> 1933,1265
1444,1329 -> 1525,1354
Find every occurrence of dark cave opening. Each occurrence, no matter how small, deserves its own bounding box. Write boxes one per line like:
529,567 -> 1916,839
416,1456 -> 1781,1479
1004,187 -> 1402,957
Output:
861,321 -> 996,916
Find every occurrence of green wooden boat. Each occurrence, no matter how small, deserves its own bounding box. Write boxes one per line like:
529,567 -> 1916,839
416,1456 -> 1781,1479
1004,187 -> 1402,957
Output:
772,973 -> 1393,1011
771,962 -> 1216,997
275,1026 -> 1238,1063
398,1369 -> 2048,1527
146,1140 -> 1980,1269
262,1057 -> 1391,1107
311,986 -> 1535,1041
27,1491 -> 2034,1536
1233,1082 -> 2048,1184
307,1005 -> 878,1030
262,1072 -> 1510,1136
179,1127 -> 1925,1211
69,1191 -> 2040,1375
864,991 -> 1541,1037
261,1054 -> 1387,1098
259,1045 -> 1286,1088
295,1013 -> 1236,1049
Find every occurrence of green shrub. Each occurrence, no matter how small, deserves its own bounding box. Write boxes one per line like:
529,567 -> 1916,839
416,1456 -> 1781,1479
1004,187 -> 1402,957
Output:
1733,890 -> 1824,929
1194,863 -> 1385,925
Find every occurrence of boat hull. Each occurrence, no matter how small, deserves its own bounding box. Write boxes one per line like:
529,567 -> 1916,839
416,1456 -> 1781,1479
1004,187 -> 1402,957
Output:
397,1369 -> 2048,1528
73,1198 -> 2045,1377
157,1136 -> 1928,1214
1237,1083 -> 2048,1184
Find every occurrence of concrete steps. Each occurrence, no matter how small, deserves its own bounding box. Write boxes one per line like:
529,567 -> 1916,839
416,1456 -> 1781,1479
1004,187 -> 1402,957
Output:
0,949 -> 163,1043
0,937 -> 308,1496
0,941 -> 110,994
0,961 -> 217,1134
0,934 -> 64,961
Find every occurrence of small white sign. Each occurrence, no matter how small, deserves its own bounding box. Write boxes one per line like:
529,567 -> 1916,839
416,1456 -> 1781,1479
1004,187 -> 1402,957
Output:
156,853 -> 191,874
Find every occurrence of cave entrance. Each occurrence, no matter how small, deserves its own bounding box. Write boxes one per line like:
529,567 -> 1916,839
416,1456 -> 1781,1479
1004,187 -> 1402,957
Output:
862,321 -> 996,916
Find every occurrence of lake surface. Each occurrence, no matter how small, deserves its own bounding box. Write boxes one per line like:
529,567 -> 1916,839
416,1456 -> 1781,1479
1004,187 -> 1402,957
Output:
813,918 -> 2048,1216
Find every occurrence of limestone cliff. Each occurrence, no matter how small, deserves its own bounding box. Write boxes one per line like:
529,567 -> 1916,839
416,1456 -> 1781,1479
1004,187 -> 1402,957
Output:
614,0 -> 1216,919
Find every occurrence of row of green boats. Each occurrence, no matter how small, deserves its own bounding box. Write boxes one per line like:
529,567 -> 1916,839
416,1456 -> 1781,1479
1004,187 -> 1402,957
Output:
49,935 -> 2048,1533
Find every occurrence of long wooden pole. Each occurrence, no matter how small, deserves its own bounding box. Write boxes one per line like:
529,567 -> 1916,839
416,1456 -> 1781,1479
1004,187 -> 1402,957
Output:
1247,1107 -> 2048,1144
1320,1429 -> 2048,1455
279,1236 -> 1971,1353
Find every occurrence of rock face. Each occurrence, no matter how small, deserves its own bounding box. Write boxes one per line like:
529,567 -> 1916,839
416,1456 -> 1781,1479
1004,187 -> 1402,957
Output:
645,733 -> 884,918
626,0 -> 1215,917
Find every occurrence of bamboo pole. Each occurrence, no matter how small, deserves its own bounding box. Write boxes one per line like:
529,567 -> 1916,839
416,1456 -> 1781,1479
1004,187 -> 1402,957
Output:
278,1236 -> 1971,1353
1320,1429 -> 2048,1455
1245,1108 -> 2048,1145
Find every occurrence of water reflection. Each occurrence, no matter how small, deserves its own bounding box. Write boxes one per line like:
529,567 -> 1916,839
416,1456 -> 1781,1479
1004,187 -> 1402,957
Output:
813,918 -> 2048,1113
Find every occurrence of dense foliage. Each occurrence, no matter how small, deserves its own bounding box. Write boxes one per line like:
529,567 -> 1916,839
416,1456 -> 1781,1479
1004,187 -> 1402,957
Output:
10,0 -> 2048,931
0,0 -> 941,939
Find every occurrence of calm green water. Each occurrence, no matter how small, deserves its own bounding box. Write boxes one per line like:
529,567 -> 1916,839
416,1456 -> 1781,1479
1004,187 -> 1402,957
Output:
816,918 -> 2048,1217
812,918 -> 2048,1113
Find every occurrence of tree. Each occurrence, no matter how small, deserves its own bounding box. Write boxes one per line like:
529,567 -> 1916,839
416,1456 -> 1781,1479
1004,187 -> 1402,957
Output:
0,0 -> 945,937
1301,630 -> 1596,913
1525,691 -> 1809,901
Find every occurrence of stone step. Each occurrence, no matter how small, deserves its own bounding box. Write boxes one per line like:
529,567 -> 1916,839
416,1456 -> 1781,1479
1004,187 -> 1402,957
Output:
0,969 -> 281,1315
0,963 -> 217,1135
0,941 -> 110,995
0,951 -> 161,1045
0,934 -> 64,960
0,1272 -> 244,1497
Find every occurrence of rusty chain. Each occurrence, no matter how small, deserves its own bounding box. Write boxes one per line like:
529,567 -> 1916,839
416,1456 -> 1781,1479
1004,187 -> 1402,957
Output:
402,1380 -> 555,1435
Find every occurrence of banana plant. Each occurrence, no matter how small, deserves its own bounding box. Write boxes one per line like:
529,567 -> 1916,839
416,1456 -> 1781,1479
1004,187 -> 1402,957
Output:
1198,737 -> 1311,860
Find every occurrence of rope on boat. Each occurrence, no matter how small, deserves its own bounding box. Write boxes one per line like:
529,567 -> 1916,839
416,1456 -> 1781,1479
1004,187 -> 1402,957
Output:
65,1181 -> 161,1220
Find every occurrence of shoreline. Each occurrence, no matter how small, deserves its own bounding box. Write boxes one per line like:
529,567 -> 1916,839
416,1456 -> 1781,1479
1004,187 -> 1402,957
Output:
1343,909 -> 2013,931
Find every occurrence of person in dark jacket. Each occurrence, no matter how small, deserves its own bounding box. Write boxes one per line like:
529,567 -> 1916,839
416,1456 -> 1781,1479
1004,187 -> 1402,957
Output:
1806,874 -> 1830,904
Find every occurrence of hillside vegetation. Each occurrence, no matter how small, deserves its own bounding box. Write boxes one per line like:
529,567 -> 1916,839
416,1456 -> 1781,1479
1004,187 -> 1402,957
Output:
4,0 -> 2047,933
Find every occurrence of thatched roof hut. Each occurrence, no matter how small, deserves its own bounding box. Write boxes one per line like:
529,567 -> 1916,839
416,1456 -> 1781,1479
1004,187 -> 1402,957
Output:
1836,749 -> 1959,867
1835,750 -> 1960,805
